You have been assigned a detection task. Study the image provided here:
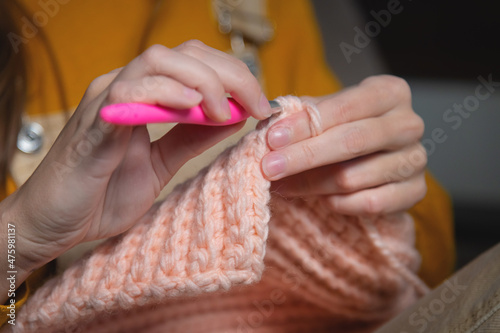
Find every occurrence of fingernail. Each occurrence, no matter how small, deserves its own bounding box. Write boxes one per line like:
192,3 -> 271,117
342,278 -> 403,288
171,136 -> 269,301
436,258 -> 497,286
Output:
268,127 -> 292,149
260,94 -> 272,118
221,97 -> 232,121
262,153 -> 286,178
183,87 -> 202,101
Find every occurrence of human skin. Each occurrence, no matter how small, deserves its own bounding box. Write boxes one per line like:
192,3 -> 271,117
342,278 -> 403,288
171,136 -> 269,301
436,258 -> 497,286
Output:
263,75 -> 426,216
0,42 -> 426,303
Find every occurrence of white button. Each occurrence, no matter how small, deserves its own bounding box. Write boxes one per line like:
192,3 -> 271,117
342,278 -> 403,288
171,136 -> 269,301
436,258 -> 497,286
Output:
17,121 -> 44,154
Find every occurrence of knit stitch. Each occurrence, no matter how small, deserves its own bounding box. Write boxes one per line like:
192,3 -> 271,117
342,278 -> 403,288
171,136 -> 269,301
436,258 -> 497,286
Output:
15,96 -> 429,332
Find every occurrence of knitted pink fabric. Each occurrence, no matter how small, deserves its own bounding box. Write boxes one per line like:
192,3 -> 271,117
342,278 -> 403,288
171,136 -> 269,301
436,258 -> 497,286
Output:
16,96 -> 429,332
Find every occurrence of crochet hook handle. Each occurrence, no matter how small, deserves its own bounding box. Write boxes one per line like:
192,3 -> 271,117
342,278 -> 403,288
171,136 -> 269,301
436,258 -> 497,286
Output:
100,98 -> 251,126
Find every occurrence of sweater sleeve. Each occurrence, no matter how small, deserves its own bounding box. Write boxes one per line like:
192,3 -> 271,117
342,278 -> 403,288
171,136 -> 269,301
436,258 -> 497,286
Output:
410,172 -> 455,287
0,283 -> 28,327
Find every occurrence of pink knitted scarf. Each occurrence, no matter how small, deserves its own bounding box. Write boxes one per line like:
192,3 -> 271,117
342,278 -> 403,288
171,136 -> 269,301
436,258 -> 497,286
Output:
15,96 -> 429,332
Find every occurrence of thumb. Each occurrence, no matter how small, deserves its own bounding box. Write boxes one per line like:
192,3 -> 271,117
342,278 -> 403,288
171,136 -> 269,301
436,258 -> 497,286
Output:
150,121 -> 246,189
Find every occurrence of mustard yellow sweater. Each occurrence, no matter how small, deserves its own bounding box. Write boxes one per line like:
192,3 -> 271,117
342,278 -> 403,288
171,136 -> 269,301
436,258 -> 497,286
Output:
1,0 -> 454,324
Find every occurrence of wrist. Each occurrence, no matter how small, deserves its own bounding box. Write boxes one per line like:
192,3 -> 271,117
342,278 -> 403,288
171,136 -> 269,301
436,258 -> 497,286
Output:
0,191 -> 44,289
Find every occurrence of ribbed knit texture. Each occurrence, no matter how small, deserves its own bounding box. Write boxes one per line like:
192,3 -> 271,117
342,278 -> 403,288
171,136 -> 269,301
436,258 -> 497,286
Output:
15,96 -> 429,332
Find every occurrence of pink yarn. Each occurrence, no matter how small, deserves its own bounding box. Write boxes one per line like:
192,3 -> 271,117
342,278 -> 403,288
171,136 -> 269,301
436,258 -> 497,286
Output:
15,96 -> 429,332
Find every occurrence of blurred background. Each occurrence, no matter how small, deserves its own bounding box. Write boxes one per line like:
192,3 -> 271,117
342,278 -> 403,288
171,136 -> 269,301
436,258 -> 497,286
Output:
311,0 -> 500,269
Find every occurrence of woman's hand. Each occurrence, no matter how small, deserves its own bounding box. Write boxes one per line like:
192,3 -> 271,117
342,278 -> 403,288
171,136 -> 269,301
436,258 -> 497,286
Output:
2,41 -> 271,277
262,75 -> 427,216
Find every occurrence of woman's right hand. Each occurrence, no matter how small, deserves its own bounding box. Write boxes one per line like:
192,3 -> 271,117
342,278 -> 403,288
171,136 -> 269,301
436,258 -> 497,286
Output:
0,41 -> 271,284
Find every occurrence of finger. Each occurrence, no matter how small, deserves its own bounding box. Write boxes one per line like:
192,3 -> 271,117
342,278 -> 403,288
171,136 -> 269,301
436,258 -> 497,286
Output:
98,126 -> 156,226
112,44 -> 230,122
271,143 -> 427,196
82,64 -> 219,179
175,40 -> 270,119
326,172 -> 427,216
262,111 -> 420,180
267,75 -> 414,150
114,42 -> 268,122
105,76 -> 203,109
149,121 -> 246,189
175,39 -> 246,68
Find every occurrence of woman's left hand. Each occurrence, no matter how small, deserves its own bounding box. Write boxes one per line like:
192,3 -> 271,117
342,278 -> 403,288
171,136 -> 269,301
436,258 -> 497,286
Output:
262,75 -> 427,216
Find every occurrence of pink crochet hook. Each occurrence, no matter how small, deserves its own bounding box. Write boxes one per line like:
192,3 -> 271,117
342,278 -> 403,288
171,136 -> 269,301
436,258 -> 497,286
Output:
100,99 -> 280,126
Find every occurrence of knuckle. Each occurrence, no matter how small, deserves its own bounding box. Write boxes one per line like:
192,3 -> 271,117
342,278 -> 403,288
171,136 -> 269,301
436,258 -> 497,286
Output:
409,144 -> 428,170
232,56 -> 250,70
359,75 -> 378,86
234,70 -> 258,90
183,39 -> 206,49
141,44 -> 168,65
299,142 -> 318,166
408,174 -> 428,207
381,75 -> 410,94
334,167 -> 356,192
388,75 -> 410,92
364,75 -> 412,104
180,44 -> 202,58
343,126 -> 367,157
86,75 -> 109,96
327,196 -> 340,212
236,74 -> 260,91
200,66 -> 220,85
322,98 -> 351,125
142,75 -> 164,91
364,193 -> 384,215
177,40 -> 206,58
107,81 -> 129,103
387,76 -> 412,103
409,113 -> 425,139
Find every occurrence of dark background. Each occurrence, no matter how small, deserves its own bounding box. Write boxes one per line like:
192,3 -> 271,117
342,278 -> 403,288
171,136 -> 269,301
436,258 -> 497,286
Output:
311,0 -> 500,270
356,0 -> 500,80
